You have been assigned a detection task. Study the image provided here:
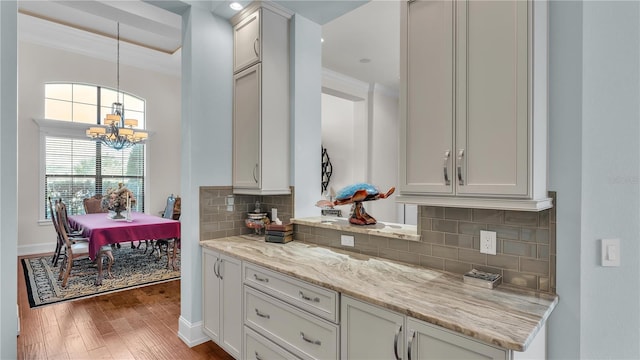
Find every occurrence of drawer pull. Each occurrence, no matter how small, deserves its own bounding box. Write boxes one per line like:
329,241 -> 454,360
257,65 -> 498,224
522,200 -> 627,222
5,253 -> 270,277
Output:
394,325 -> 402,360
253,274 -> 269,283
300,331 -> 321,346
299,291 -> 320,303
407,330 -> 416,360
255,308 -> 270,319
254,351 -> 263,360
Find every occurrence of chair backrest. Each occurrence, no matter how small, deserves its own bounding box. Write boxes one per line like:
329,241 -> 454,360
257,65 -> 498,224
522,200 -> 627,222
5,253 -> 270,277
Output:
162,194 -> 176,219
55,202 -> 74,252
58,200 -> 76,235
83,194 -> 106,214
49,197 -> 63,241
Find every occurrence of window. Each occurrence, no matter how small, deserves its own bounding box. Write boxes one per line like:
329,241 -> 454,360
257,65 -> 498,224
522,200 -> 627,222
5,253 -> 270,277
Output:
42,83 -> 145,218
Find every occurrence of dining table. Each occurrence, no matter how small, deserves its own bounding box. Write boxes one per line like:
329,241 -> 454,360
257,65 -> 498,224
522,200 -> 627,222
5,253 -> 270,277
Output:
68,212 -> 181,271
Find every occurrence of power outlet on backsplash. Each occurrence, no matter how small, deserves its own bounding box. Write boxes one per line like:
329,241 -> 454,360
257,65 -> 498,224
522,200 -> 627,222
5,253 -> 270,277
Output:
341,235 -> 355,247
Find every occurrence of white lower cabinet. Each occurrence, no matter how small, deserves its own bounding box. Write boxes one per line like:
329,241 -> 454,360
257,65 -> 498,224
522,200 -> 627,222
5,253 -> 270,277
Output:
202,248 -> 242,359
244,325 -> 301,360
342,296 -> 511,360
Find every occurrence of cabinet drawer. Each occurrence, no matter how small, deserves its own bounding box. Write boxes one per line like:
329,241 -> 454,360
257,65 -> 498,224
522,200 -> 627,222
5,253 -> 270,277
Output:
244,262 -> 339,323
245,325 -> 301,360
245,286 -> 339,360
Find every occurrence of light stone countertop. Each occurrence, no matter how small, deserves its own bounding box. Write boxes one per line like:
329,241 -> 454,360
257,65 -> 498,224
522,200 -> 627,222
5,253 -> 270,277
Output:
200,235 -> 558,352
292,216 -> 421,242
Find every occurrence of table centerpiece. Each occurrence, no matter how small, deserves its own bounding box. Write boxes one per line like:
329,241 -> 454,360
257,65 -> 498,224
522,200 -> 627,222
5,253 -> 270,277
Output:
102,182 -> 135,220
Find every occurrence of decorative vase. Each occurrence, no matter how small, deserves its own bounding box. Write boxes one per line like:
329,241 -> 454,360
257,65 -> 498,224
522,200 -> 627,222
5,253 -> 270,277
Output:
111,208 -> 125,220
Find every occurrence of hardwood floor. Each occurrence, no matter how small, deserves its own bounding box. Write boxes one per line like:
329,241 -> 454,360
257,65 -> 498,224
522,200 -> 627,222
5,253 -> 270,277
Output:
17,255 -> 234,360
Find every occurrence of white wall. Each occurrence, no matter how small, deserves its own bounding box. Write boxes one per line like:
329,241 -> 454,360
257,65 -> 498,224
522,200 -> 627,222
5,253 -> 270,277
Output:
368,84 -> 399,223
0,1 -> 18,358
549,1 -> 640,358
17,41 -> 181,255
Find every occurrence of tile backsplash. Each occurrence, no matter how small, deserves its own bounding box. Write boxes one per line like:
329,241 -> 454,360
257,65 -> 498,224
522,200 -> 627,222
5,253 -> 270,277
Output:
199,186 -> 294,241
296,192 -> 557,293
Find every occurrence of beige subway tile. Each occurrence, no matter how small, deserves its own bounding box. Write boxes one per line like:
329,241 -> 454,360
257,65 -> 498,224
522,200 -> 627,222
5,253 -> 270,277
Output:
550,223 -> 556,255
520,228 -> 549,244
458,222 -> 486,236
550,254 -> 556,289
432,219 -> 458,233
408,242 -> 431,256
504,211 -> 539,227
396,251 -> 421,266
211,230 -> 228,239
419,217 -> 432,232
445,234 -> 474,249
486,224 -> 520,240
387,239 -> 409,252
538,210 -> 550,229
503,240 -> 536,258
378,248 -> 404,263
521,258 -> 549,276
421,206 -> 444,219
444,260 -> 472,275
458,249 -> 487,265
503,270 -> 538,291
444,207 -> 471,221
539,277 -> 550,292
472,209 -> 504,224
432,245 -> 458,260
487,254 -> 519,270
367,235 -> 390,249
421,231 -> 444,244
538,244 -> 549,260
360,247 -> 379,257
420,255 -> 444,270
473,265 -> 503,276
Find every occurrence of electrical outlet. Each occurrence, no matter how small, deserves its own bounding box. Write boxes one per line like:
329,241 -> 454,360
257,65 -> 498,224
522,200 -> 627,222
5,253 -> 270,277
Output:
341,234 -> 355,247
480,230 -> 497,255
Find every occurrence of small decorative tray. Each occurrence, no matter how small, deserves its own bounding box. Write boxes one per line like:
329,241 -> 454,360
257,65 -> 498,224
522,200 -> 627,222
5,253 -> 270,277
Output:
463,269 -> 502,289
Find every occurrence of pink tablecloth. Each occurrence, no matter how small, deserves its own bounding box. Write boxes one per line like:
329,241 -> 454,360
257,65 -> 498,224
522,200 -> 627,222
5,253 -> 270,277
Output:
68,212 -> 180,260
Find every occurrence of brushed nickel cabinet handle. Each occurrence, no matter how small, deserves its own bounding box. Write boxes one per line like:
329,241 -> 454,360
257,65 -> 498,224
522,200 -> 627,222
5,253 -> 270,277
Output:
457,149 -> 465,186
218,259 -> 223,280
394,325 -> 402,360
443,150 -> 451,185
299,291 -> 320,303
253,164 -> 258,183
407,330 -> 416,360
253,273 -> 269,282
300,331 -> 321,346
255,308 -> 270,319
253,38 -> 259,57
254,351 -> 263,360
213,259 -> 220,278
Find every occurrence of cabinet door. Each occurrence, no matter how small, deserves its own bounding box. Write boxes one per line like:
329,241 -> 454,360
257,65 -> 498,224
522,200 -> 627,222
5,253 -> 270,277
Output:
220,254 -> 242,359
406,318 -> 507,360
202,249 -> 221,342
341,296 -> 405,360
455,0 -> 529,196
233,63 -> 261,189
234,9 -> 260,73
400,0 -> 455,195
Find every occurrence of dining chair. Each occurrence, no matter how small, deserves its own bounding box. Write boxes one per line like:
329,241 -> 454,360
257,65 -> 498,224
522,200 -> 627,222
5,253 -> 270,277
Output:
55,202 -> 114,287
50,197 -> 88,267
150,194 -> 181,262
83,194 -> 106,214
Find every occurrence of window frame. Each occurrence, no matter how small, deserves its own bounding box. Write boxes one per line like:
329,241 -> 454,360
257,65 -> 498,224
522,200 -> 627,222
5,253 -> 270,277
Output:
38,82 -> 147,222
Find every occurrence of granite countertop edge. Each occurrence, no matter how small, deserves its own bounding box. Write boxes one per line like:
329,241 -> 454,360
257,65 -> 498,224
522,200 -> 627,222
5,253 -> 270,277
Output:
200,236 -> 558,352
292,216 -> 421,242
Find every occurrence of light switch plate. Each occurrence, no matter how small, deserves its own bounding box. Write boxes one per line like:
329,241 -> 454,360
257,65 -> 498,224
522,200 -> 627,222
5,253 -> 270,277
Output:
601,238 -> 620,267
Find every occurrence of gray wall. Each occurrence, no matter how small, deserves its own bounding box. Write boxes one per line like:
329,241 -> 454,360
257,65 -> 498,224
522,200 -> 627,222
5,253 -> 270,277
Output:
549,1 -> 640,358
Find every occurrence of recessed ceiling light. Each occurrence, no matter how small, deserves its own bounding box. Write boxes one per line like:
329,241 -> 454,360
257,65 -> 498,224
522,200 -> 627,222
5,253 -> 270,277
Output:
321,38 -> 324,43
359,58 -> 371,64
230,2 -> 243,11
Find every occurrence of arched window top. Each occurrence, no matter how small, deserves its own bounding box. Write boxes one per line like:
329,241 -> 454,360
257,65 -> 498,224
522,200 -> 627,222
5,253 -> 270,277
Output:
44,82 -> 146,129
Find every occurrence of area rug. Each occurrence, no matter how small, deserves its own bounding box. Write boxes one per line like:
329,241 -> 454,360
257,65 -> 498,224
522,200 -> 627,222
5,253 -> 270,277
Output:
21,245 -> 180,308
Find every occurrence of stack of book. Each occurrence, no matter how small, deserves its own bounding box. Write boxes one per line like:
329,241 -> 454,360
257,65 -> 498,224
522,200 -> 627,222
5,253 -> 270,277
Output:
265,222 -> 293,243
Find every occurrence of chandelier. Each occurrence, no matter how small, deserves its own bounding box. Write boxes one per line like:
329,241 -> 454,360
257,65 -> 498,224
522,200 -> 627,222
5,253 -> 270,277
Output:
86,22 -> 148,150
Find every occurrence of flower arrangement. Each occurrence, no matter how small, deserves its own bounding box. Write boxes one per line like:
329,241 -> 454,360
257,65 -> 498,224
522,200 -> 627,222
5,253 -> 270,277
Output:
102,182 -> 136,218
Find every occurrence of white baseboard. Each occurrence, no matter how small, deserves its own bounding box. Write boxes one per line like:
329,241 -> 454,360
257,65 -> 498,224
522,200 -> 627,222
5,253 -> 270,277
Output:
18,243 -> 54,257
177,315 -> 210,347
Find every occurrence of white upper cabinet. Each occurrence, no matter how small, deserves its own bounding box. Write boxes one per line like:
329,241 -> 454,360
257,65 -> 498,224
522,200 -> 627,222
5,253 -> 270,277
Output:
398,0 -> 551,211
231,3 -> 292,195
234,10 -> 261,73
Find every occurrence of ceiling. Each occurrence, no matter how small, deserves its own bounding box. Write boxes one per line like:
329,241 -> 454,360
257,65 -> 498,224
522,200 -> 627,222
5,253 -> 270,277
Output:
17,0 -> 399,90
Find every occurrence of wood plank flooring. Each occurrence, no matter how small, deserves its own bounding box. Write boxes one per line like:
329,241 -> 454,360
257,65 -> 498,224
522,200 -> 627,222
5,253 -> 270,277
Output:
17,255 -> 234,360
